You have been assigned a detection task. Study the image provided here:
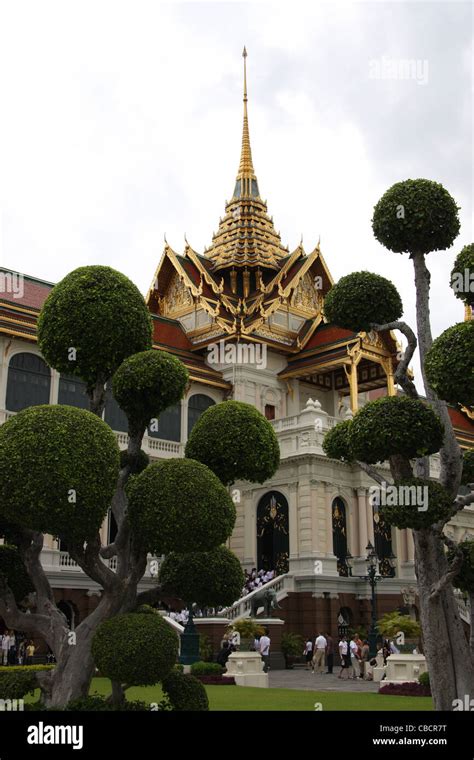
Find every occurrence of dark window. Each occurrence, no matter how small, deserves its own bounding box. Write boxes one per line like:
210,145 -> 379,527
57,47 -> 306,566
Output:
148,403 -> 181,442
264,404 -> 275,420
332,498 -> 349,576
6,352 -> 51,412
257,491 -> 289,574
58,374 -> 89,409
187,394 -> 215,436
104,385 -> 128,433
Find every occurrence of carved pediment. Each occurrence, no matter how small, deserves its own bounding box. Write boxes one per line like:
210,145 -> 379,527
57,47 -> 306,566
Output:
290,272 -> 322,315
159,272 -> 193,316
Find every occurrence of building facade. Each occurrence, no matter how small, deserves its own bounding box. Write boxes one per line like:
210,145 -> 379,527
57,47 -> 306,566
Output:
0,52 -> 473,636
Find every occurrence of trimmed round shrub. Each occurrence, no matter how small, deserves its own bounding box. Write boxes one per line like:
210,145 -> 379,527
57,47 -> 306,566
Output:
323,420 -> 353,462
120,448 -> 150,475
162,671 -> 209,711
127,458 -> 235,554
323,272 -> 403,332
0,405 -> 120,541
379,479 -> 453,530
348,396 -> 444,464
0,670 -> 38,699
159,546 -> 244,607
92,612 -> 178,686
190,662 -> 224,676
425,321 -> 474,407
37,266 -> 152,387
461,449 -> 474,487
372,179 -> 460,255
112,350 -> 188,433
451,244 -> 474,306
0,544 -> 34,602
449,539 -> 474,594
185,401 -> 280,486
418,671 -> 430,688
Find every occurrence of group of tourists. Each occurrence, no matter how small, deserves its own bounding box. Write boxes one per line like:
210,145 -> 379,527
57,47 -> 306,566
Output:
304,632 -> 401,679
0,630 -> 36,666
242,567 -> 275,596
216,628 -> 272,673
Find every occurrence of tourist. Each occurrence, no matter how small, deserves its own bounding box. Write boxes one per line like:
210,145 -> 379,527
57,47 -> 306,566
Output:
360,639 -> 370,678
389,639 -> 400,655
312,631 -> 327,674
1,631 -> 10,665
354,632 -> 364,678
338,635 -> 350,679
17,640 -> 26,666
8,631 -> 16,665
259,628 -> 271,672
303,637 -> 313,670
26,640 -> 35,666
349,636 -> 360,679
325,632 -> 334,674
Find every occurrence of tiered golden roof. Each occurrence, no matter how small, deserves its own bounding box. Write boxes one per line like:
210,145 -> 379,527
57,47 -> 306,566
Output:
205,48 -> 288,272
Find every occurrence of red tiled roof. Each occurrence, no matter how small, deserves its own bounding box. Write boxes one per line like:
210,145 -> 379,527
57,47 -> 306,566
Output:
448,407 -> 474,435
0,271 -> 53,311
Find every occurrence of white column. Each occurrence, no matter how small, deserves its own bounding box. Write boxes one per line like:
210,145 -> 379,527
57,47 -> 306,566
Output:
406,529 -> 415,562
288,483 -> 299,560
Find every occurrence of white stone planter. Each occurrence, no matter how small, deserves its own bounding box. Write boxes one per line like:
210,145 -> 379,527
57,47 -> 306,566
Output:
223,651 -> 269,688
384,654 -> 427,684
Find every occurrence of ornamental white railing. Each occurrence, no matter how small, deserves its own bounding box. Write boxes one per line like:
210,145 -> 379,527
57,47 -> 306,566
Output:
218,573 -> 294,621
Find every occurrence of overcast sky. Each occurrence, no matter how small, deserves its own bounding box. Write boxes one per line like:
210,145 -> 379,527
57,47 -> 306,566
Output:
0,1 -> 472,390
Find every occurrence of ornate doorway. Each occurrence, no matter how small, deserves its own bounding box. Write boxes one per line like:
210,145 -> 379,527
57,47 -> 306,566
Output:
256,491 -> 289,574
373,508 -> 395,577
332,497 -> 349,576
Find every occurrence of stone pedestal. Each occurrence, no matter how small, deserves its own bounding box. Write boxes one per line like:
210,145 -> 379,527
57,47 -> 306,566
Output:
223,651 -> 269,688
384,654 -> 427,684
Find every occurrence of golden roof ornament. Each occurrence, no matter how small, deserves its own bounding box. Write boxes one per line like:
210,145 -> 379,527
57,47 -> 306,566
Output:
206,47 -> 288,272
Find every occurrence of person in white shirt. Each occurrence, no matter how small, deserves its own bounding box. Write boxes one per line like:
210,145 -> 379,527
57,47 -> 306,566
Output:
338,635 -> 350,680
312,632 -> 327,674
1,633 -> 10,665
349,637 -> 360,679
259,630 -> 271,672
303,637 -> 313,670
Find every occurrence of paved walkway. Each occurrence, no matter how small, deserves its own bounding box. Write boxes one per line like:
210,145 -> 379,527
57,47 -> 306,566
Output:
268,668 -> 379,692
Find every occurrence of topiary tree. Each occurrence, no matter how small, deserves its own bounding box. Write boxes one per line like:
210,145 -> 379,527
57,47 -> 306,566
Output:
448,539 -> 474,660
323,271 -> 403,332
379,480 -> 453,530
0,405 -> 119,541
425,321 -> 474,408
112,350 -> 189,438
159,546 -> 244,609
451,243 -> 474,307
161,670 -> 209,711
0,264 -> 277,709
127,459 -> 236,554
348,396 -> 444,465
37,266 -> 152,410
377,612 -> 421,640
321,176 -> 474,711
322,420 -> 353,462
92,611 -> 178,705
185,400 -> 280,486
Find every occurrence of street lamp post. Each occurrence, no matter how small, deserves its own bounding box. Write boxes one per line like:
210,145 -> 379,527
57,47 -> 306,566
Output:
358,542 -> 396,659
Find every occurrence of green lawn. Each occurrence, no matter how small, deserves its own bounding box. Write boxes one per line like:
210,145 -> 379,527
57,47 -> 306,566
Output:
26,678 -> 433,711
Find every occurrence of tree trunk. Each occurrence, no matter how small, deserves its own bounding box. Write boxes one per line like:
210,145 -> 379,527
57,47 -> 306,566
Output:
414,530 -> 474,709
470,592 -> 474,663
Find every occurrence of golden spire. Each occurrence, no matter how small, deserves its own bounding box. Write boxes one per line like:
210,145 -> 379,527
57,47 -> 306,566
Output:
235,47 -> 258,198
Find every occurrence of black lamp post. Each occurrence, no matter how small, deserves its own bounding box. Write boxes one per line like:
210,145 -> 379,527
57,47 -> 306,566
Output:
358,542 -> 396,659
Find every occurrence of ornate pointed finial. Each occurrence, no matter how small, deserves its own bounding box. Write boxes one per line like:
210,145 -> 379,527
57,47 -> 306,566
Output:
235,47 -> 258,197
243,46 -> 248,101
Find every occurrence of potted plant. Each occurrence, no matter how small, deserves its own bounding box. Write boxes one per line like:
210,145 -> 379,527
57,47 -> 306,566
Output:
281,632 -> 304,669
227,620 -> 265,651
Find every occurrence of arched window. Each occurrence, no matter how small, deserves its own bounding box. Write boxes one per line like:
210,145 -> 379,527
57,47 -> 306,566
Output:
104,385 -> 128,433
373,509 -> 396,577
187,394 -> 215,436
332,497 -> 349,577
6,352 -> 51,412
58,374 -> 88,410
148,403 -> 181,442
256,491 -> 289,574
